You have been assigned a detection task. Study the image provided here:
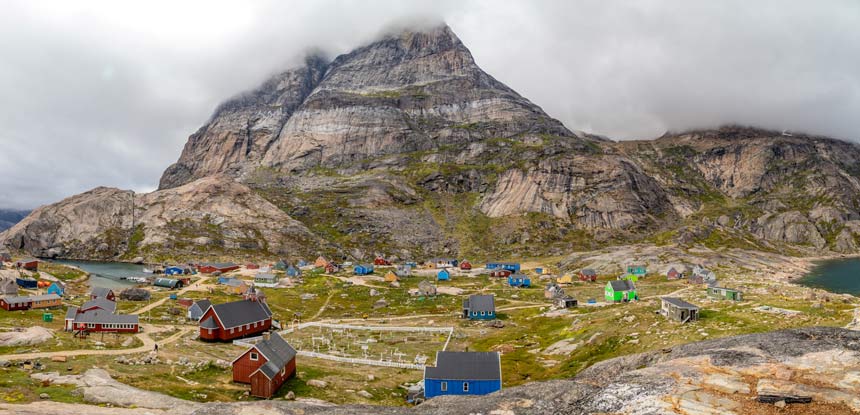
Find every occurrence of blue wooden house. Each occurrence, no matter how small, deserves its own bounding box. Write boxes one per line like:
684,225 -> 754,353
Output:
626,264 -> 647,277
424,351 -> 501,399
485,262 -> 521,272
286,265 -> 302,277
47,282 -> 64,297
16,277 -> 37,289
535,267 -> 543,274
507,273 -> 531,287
353,264 -> 374,275
463,294 -> 495,320
297,260 -> 308,267
164,266 -> 184,276
437,269 -> 450,281
217,276 -> 233,284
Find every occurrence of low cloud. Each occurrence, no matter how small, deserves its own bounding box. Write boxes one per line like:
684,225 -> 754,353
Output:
1,0 -> 858,209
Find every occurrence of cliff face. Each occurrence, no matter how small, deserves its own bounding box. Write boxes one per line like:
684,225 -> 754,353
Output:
160,25 -> 579,189
4,24 -> 860,261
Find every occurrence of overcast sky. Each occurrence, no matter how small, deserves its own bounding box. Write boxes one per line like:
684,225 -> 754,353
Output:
1,0 -> 859,209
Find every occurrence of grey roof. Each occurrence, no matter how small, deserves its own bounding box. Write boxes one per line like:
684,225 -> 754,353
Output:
2,296 -> 31,305
74,309 -> 139,325
250,333 -> 297,379
224,279 -> 246,287
662,297 -> 699,309
425,351 -> 501,381
463,294 -> 495,313
91,287 -> 113,298
581,268 -> 597,276
65,306 -> 78,320
709,286 -> 741,292
200,316 -> 218,329
510,273 -> 529,279
29,294 -> 61,302
81,298 -> 117,313
255,273 -> 277,281
608,280 -> 636,292
191,299 -> 212,312
207,299 -> 272,329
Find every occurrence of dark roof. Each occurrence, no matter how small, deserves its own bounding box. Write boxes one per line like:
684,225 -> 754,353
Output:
18,258 -> 39,263
463,294 -> 495,313
224,279 -> 246,287
91,287 -> 113,298
662,297 -> 699,309
249,333 -> 297,379
81,298 -> 117,313
202,262 -> 238,268
510,273 -> 529,279
200,316 -> 219,329
74,309 -> 139,325
608,280 -> 635,291
425,351 -> 501,381
65,306 -> 78,320
487,261 -> 518,266
191,299 -> 212,312
208,299 -> 272,329
581,268 -> 597,276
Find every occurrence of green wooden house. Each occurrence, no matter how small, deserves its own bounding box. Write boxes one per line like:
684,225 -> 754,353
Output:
626,264 -> 647,277
619,273 -> 639,282
605,280 -> 637,302
707,286 -> 743,301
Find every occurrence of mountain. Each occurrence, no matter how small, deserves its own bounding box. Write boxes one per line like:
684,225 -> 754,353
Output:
3,24 -> 860,262
0,209 -> 30,232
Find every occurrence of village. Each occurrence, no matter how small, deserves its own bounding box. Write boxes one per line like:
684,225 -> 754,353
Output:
0,252 -> 856,407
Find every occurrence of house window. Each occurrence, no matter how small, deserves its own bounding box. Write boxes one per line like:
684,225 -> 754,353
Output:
463,382 -> 469,392
480,311 -> 485,316
229,328 -> 234,334
250,352 -> 258,361
440,381 -> 447,392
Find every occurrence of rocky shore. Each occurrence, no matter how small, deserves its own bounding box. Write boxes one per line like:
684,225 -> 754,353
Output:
3,327 -> 858,415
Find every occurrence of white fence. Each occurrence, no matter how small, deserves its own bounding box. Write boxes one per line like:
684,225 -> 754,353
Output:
233,321 -> 454,370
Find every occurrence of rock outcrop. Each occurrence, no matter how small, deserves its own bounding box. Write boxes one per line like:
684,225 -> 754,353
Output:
5,327 -> 860,414
0,175 -> 330,260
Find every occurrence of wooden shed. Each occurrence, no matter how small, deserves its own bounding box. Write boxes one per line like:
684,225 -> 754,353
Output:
660,297 -> 699,323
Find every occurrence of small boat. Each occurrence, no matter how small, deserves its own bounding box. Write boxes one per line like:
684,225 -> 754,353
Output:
142,267 -> 154,274
125,276 -> 150,283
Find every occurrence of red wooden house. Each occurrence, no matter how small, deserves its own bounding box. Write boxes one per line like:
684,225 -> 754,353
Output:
324,262 -> 339,273
460,260 -> 473,270
199,298 -> 273,341
373,256 -> 391,266
231,332 -> 297,398
579,269 -> 598,282
0,296 -> 32,311
90,287 -> 116,301
198,262 -> 240,274
246,263 -> 260,270
16,258 -> 39,271
80,298 -> 117,313
490,269 -> 512,278
666,267 -> 683,280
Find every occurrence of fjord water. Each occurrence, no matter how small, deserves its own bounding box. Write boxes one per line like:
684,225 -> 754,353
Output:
798,258 -> 860,296
52,259 -> 144,289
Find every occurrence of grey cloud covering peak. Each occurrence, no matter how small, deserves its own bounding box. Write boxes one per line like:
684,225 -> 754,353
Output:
1,0 -> 858,209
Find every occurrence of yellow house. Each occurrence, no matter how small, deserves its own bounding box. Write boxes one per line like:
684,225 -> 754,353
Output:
557,274 -> 575,284
384,271 -> 399,282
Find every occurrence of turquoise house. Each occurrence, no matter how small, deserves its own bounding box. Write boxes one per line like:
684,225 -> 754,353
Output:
437,269 -> 450,281
47,282 -> 64,297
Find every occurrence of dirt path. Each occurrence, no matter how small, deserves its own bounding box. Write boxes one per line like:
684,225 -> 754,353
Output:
310,292 -> 335,320
0,325 -> 194,361
642,285 -> 692,300
132,276 -> 208,315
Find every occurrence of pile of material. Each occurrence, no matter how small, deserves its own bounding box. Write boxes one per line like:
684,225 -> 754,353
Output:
119,287 -> 151,301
